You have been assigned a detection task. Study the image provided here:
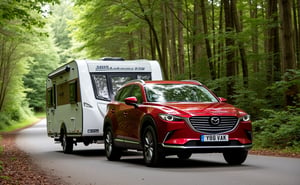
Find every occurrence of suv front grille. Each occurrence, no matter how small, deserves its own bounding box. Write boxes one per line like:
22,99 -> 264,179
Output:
189,116 -> 238,134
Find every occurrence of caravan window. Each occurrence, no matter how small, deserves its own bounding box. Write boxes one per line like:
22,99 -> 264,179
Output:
91,72 -> 151,101
137,74 -> 151,81
47,88 -> 54,107
111,76 -> 134,96
110,73 -> 151,97
91,74 -> 109,100
69,81 -> 78,104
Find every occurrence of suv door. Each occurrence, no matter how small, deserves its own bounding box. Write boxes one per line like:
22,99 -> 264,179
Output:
111,85 -> 133,142
123,85 -> 145,146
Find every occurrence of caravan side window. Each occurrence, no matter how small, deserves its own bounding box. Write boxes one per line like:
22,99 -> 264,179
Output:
47,88 -> 54,107
69,81 -> 77,104
91,74 -> 109,100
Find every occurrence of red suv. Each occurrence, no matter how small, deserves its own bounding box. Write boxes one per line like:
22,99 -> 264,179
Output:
104,80 -> 252,166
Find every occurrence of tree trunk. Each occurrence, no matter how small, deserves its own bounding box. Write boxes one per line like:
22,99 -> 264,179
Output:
177,1 -> 185,75
266,0 -> 280,83
192,0 -> 202,79
293,0 -> 300,66
232,0 -> 249,87
224,0 -> 236,98
249,0 -> 259,73
200,0 -> 216,80
0,37 -> 18,111
161,1 -> 169,79
217,0 -> 224,79
279,0 -> 299,106
169,1 -> 178,79
184,0 -> 192,79
128,33 -> 135,60
139,29 -> 145,58
136,0 -> 168,79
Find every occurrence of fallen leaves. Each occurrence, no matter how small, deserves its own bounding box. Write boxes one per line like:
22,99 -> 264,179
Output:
0,133 -> 67,185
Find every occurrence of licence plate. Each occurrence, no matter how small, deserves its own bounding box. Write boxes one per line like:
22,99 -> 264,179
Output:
201,135 -> 229,142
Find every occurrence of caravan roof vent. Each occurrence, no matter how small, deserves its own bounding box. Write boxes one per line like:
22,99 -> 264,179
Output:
100,57 -> 125,61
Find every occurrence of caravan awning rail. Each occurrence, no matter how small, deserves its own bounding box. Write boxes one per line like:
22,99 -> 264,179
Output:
48,65 -> 70,79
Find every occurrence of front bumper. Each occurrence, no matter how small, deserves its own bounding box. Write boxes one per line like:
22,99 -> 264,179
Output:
161,141 -> 252,153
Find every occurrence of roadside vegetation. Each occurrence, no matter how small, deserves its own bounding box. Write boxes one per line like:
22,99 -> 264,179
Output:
0,0 -> 299,156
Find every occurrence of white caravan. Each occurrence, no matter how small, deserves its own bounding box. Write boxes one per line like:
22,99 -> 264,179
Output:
46,58 -> 163,153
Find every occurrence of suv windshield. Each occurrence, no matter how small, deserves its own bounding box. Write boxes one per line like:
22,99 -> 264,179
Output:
145,84 -> 218,103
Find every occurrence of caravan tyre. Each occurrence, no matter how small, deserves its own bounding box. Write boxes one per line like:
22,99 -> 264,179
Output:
61,130 -> 73,154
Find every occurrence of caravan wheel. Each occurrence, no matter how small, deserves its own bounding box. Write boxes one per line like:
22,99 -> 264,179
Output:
61,129 -> 73,154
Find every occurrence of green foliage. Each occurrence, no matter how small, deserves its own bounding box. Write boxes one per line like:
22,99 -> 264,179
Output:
253,107 -> 300,150
267,69 -> 300,107
70,0 -> 158,59
23,26 -> 60,112
49,0 -> 76,63
0,0 -> 59,31
0,0 -> 60,128
0,113 -> 11,129
232,88 -> 268,120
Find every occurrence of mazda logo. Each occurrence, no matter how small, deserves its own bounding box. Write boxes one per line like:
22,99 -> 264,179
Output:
210,117 -> 220,125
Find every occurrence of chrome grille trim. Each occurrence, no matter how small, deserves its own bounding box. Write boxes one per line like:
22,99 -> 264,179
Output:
187,116 -> 239,134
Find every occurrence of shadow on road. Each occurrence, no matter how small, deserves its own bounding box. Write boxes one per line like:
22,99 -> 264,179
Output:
61,149 -> 257,169
120,157 -> 258,171
121,157 -> 227,168
63,149 -> 142,157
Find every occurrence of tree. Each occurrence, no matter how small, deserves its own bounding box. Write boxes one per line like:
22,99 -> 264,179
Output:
49,0 -> 74,64
23,26 -> 60,112
0,0 -> 59,124
266,0 -> 280,83
232,0 -> 249,87
200,0 -> 216,80
224,0 -> 236,98
279,0 -> 299,106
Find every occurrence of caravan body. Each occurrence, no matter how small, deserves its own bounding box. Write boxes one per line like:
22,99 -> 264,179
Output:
46,58 -> 163,152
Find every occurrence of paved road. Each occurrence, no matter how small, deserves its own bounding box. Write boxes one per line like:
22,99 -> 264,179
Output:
16,119 -> 300,185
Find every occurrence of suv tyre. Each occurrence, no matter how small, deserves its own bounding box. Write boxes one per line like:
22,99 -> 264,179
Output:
223,150 -> 248,165
104,126 -> 122,161
142,125 -> 164,167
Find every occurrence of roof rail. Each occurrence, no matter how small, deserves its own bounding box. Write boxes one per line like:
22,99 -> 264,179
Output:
126,79 -> 146,85
100,57 -> 125,61
181,80 -> 202,85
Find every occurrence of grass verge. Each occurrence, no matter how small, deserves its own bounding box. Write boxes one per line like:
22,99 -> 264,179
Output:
0,113 -> 45,133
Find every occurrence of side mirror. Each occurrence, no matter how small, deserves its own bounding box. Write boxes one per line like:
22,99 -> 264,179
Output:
219,97 -> 227,102
125,97 -> 138,108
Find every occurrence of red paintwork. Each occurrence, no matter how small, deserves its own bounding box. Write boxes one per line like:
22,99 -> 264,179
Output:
105,80 -> 252,151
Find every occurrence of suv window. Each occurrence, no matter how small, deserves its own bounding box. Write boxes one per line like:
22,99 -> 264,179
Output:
130,85 -> 143,104
114,85 -> 133,102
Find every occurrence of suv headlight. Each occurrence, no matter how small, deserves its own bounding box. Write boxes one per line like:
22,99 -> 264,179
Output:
159,114 -> 183,122
242,115 -> 251,122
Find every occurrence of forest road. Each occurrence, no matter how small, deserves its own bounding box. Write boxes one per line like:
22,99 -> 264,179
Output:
16,119 -> 300,185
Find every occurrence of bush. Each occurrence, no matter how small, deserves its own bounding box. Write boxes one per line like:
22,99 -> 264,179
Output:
252,107 -> 300,150
232,88 -> 268,120
0,113 -> 12,130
